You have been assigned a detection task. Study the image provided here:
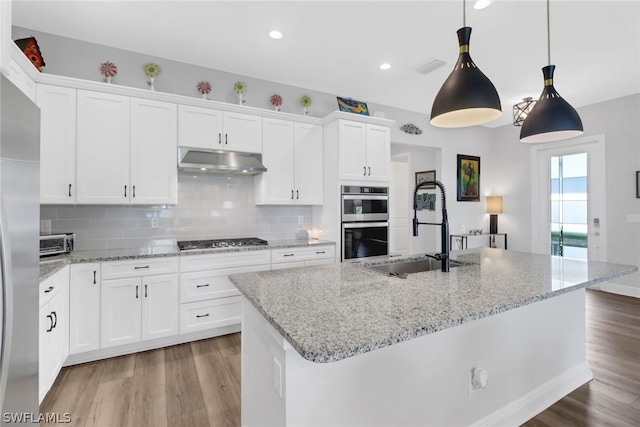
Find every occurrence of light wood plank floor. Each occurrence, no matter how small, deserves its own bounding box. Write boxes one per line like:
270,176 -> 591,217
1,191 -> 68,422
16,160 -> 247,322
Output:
42,290 -> 639,426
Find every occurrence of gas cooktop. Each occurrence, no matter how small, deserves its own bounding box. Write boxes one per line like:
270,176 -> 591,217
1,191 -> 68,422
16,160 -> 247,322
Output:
177,237 -> 269,251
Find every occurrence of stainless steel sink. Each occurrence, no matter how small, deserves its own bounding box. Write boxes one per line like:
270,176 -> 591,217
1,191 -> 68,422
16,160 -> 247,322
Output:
367,258 -> 462,276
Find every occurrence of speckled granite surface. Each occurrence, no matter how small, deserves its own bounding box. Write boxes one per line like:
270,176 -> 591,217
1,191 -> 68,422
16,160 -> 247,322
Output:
229,248 -> 638,364
38,239 -> 335,280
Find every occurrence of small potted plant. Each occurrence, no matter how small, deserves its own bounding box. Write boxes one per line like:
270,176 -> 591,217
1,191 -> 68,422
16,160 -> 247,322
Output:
197,81 -> 212,99
270,94 -> 283,111
144,63 -> 161,91
301,95 -> 311,115
99,61 -> 117,84
234,81 -> 247,104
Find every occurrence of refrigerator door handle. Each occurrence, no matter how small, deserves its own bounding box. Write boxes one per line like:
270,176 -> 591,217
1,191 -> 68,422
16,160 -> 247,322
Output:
0,205 -> 15,410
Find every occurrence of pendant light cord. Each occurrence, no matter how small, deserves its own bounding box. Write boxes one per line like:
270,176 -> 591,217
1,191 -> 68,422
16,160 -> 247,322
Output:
547,0 -> 551,65
463,0 -> 466,27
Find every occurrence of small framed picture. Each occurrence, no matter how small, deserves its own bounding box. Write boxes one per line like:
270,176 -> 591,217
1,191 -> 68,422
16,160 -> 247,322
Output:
457,154 -> 480,202
415,170 -> 436,189
636,171 -> 640,198
337,96 -> 369,116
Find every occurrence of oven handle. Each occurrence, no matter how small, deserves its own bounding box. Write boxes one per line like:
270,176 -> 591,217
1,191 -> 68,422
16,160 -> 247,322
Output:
342,195 -> 388,201
342,222 -> 389,229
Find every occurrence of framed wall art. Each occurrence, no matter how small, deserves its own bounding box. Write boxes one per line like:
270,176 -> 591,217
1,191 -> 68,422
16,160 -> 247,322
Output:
415,170 -> 436,189
457,154 -> 480,202
336,96 -> 369,116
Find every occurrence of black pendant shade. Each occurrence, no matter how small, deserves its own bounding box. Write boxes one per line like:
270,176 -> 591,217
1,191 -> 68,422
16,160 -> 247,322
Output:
519,65 -> 583,143
430,27 -> 502,128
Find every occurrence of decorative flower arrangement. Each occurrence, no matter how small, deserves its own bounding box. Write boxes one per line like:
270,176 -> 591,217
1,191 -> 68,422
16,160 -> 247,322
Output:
99,61 -> 117,84
270,94 -> 283,111
197,81 -> 212,99
301,95 -> 311,115
144,63 -> 161,90
234,81 -> 247,104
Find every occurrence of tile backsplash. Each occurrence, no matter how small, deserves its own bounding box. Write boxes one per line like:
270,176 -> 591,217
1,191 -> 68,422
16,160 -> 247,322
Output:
41,174 -> 314,250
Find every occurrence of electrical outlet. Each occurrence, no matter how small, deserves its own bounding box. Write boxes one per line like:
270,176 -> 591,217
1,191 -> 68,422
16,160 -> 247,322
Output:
272,357 -> 283,398
40,219 -> 51,234
151,218 -> 159,228
469,367 -> 488,395
298,216 -> 304,225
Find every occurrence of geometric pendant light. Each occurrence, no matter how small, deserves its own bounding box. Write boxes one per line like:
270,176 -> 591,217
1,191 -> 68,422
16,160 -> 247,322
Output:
520,0 -> 583,143
430,0 -> 502,128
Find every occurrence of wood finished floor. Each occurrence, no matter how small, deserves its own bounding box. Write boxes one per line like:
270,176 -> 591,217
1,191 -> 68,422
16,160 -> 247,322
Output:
42,290 -> 639,427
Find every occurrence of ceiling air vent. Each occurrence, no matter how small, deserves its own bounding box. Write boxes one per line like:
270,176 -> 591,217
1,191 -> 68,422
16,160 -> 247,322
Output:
414,58 -> 447,75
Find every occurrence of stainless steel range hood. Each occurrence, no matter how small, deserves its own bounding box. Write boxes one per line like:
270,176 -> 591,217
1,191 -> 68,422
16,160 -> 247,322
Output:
178,146 -> 267,175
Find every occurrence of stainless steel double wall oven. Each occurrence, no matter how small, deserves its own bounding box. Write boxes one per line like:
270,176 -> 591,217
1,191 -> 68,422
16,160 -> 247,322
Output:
341,186 -> 389,261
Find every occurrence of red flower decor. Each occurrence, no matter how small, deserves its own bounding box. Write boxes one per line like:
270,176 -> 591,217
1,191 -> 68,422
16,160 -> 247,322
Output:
100,61 -> 118,78
270,94 -> 283,107
197,81 -> 212,95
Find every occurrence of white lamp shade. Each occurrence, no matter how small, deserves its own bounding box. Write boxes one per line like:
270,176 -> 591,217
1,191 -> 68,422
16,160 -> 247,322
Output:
486,196 -> 503,214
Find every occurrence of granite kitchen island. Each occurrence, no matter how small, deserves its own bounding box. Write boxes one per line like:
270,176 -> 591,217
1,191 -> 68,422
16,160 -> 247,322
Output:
230,249 -> 636,426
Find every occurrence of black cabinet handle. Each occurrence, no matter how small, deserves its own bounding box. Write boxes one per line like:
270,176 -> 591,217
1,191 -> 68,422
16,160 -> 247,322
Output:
363,166 -> 367,176
196,284 -> 210,288
291,190 -> 294,200
368,167 -> 371,176
218,133 -> 222,144
133,185 -> 136,198
68,184 -> 72,197
44,286 -> 54,293
134,266 -> 150,270
144,284 -> 148,298
196,313 -> 210,318
296,190 -> 299,199
316,251 -> 326,254
225,134 -> 228,145
124,185 -> 127,197
283,254 -> 295,257
93,270 -> 97,284
51,311 -> 57,329
46,314 -> 53,332
136,285 -> 139,299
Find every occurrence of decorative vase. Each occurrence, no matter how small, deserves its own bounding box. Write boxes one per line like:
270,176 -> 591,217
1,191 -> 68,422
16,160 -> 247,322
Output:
304,107 -> 309,116
202,93 -> 207,100
275,106 -> 280,112
238,93 -> 243,105
106,76 -> 112,84
148,77 -> 155,91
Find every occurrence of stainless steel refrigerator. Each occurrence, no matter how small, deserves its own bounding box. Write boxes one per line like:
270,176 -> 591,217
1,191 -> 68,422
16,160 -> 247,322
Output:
0,75 -> 40,421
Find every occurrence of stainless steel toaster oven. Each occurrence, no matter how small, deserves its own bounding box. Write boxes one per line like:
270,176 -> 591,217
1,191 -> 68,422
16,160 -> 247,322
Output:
39,233 -> 75,257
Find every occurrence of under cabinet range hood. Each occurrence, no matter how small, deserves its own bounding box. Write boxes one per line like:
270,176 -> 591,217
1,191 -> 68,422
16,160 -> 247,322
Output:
178,146 -> 267,175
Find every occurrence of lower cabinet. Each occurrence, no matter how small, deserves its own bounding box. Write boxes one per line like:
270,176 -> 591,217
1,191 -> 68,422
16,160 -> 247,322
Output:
271,245 -> 336,270
101,273 -> 179,348
39,266 -> 69,403
69,263 -> 101,354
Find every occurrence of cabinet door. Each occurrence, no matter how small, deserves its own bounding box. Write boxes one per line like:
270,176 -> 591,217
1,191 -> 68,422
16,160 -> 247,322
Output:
130,98 -> 178,205
101,277 -> 141,348
51,278 -> 69,375
39,303 -> 53,402
222,111 -> 262,153
257,118 -> 295,204
366,124 -> 391,182
338,120 -> 367,181
294,122 -> 323,204
37,84 -> 77,204
177,105 -> 223,150
69,263 -> 101,354
141,273 -> 179,341
76,90 -> 130,204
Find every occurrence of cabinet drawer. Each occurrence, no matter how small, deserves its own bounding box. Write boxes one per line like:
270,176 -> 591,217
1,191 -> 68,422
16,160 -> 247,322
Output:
180,296 -> 242,334
271,245 -> 335,264
101,257 -> 179,280
180,263 -> 267,303
180,250 -> 270,272
39,265 -> 69,308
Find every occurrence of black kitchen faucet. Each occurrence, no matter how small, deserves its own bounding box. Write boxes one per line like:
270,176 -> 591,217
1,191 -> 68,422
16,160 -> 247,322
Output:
412,180 -> 450,272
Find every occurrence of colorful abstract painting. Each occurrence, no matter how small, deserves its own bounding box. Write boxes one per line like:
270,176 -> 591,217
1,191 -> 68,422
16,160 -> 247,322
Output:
337,97 -> 369,116
457,154 -> 480,201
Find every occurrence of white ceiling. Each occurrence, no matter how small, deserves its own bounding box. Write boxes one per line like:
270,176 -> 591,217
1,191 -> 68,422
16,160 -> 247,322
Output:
12,0 -> 640,128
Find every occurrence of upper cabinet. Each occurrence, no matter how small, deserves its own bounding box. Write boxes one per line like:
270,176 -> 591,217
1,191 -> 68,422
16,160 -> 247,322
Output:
51,89 -> 177,205
178,105 -> 262,153
255,118 -> 323,205
337,120 -> 390,182
37,84 -> 77,204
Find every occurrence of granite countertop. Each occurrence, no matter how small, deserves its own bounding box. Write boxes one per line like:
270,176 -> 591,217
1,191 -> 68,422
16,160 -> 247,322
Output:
229,248 -> 637,364
39,239 -> 335,281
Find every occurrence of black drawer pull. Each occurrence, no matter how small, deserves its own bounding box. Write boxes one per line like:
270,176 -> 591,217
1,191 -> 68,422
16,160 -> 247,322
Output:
44,286 -> 54,293
46,314 -> 53,332
196,313 -> 210,318
134,266 -> 150,270
283,254 -> 295,257
51,311 -> 58,329
316,251 -> 326,254
196,284 -> 210,288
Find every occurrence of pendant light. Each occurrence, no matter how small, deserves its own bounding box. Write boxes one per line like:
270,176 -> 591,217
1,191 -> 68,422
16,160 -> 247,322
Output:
430,0 -> 501,128
520,0 -> 583,143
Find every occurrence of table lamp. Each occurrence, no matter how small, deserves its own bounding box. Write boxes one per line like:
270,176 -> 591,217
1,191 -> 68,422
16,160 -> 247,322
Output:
486,196 -> 503,235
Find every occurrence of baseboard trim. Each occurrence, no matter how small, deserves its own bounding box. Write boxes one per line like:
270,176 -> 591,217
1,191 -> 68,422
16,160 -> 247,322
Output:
469,361 -> 593,427
594,282 -> 640,298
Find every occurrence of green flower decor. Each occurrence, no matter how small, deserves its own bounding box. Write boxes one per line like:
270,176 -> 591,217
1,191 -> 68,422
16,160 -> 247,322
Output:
144,63 -> 161,78
301,95 -> 312,108
234,81 -> 247,94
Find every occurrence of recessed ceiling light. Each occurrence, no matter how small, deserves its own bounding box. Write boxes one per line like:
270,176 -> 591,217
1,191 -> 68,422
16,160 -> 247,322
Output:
269,30 -> 283,39
380,63 -> 391,70
474,0 -> 492,10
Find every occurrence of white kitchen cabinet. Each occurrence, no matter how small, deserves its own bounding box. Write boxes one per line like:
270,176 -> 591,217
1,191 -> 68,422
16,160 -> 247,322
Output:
39,266 -> 69,403
179,250 -> 270,333
101,257 -> 179,348
7,57 -> 36,101
130,98 -> 178,204
37,84 -> 77,204
255,118 -> 322,205
76,90 -> 131,204
178,104 -> 262,153
270,245 -> 336,270
69,263 -> 101,355
338,120 -> 390,182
